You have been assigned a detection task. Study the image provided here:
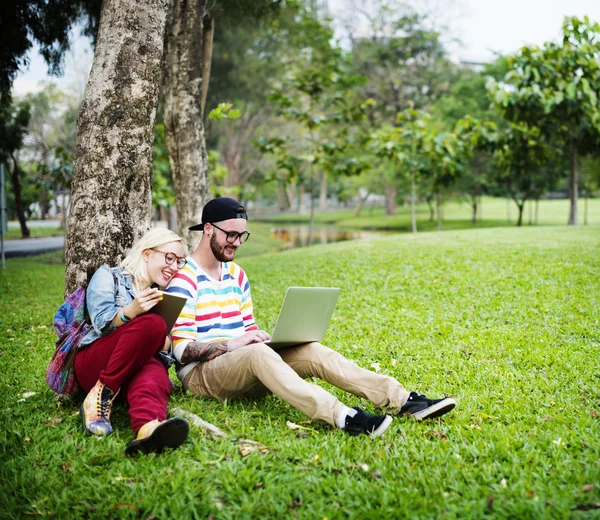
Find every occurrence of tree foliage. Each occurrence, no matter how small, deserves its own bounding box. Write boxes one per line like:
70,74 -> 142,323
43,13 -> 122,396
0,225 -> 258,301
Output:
489,16 -> 600,225
0,0 -> 101,101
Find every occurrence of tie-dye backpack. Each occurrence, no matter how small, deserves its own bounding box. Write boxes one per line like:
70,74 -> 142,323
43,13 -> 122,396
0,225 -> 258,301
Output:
46,285 -> 91,394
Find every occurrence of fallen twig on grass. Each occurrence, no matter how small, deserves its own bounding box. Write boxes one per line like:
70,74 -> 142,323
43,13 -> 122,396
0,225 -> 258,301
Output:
172,407 -> 269,456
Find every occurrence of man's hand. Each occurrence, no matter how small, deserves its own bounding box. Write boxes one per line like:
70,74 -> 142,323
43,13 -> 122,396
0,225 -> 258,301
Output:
227,330 -> 271,351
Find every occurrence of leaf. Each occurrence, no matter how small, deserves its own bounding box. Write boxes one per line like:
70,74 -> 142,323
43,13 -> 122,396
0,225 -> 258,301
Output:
113,503 -> 138,511
582,484 -> 595,493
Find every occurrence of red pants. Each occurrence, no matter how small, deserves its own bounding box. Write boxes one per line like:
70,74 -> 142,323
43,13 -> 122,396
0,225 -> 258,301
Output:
74,314 -> 172,434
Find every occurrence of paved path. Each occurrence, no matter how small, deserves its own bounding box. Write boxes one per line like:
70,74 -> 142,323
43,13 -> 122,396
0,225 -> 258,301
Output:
1,236 -> 65,258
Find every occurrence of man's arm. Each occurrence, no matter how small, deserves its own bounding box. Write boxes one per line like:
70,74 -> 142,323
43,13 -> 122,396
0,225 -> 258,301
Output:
180,340 -> 229,364
180,329 -> 274,364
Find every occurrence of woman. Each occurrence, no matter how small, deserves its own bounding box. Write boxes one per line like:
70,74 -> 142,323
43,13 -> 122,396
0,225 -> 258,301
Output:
75,228 -> 189,456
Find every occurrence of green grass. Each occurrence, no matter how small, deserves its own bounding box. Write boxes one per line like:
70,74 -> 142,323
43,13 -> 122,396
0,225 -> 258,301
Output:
254,196 -> 600,231
1,225 -> 600,518
3,225 -> 64,240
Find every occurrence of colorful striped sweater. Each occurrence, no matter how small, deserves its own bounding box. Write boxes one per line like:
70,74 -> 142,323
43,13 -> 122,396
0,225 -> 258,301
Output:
166,258 -> 257,381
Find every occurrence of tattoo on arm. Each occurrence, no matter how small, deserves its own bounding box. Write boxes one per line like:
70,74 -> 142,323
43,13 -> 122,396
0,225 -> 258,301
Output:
180,340 -> 229,364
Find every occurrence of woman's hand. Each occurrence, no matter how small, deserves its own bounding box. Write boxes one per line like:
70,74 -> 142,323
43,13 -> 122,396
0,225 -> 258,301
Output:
227,330 -> 271,351
123,288 -> 162,319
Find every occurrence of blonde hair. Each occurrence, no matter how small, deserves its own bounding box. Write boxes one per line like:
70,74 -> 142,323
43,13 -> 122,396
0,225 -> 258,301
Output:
120,228 -> 183,293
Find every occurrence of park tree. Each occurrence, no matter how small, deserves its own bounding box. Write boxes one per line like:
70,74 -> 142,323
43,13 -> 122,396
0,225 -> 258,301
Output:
65,0 -> 170,293
432,59 -> 507,225
0,0 -> 101,102
161,0 -> 213,252
343,1 -> 456,124
161,0 -> 283,252
581,154 -> 600,225
0,97 -> 31,237
369,106 -> 430,230
491,122 -> 563,226
261,13 -> 369,239
490,16 -> 600,225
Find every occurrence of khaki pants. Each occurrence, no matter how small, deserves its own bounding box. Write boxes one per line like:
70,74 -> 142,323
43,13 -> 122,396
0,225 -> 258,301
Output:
183,342 -> 410,427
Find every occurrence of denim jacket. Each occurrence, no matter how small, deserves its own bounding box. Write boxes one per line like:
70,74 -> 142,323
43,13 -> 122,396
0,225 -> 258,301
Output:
80,265 -> 135,347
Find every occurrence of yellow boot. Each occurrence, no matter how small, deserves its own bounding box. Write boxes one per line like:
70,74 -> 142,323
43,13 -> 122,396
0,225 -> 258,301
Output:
125,418 -> 189,456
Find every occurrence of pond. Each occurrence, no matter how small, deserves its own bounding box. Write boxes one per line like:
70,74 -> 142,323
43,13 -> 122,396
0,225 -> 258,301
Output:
270,226 -> 386,249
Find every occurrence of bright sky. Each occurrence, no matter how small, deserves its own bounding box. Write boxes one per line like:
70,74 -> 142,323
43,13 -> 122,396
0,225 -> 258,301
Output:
454,0 -> 600,63
12,0 -> 600,96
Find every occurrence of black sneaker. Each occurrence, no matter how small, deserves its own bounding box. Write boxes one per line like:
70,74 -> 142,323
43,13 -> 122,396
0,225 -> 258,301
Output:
400,392 -> 456,421
344,407 -> 393,438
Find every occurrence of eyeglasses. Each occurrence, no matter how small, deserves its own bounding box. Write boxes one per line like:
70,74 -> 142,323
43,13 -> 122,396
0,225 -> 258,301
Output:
152,249 -> 187,269
211,224 -> 251,244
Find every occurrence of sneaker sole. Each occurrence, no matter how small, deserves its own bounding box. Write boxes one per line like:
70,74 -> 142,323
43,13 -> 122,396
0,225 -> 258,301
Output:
369,415 -> 393,439
125,418 -> 189,456
411,398 -> 456,421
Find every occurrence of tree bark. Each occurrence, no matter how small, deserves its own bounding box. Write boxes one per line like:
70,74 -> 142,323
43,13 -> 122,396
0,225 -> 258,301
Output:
471,195 -> 478,225
9,155 -> 30,238
384,180 -> 397,217
162,0 -> 212,253
436,192 -> 442,231
410,171 -> 416,233
221,111 -> 261,194
426,195 -> 434,222
516,201 -> 524,226
568,139 -> 578,225
353,191 -> 369,217
65,0 -> 169,295
319,171 -> 327,210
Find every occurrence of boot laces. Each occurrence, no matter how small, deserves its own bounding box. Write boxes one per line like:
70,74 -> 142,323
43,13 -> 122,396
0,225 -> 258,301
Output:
95,387 -> 113,419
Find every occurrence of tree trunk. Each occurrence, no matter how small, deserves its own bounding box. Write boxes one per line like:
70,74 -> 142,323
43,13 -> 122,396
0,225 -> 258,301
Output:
471,194 -> 478,225
426,196 -> 434,222
353,191 -> 369,217
516,201 -> 524,226
285,184 -> 296,211
162,0 -> 212,253
298,184 -> 307,214
568,140 -> 578,225
410,171 -> 417,233
584,191 -> 588,225
8,155 -> 30,238
436,192 -> 442,231
65,0 -> 169,294
308,170 -> 316,246
60,188 -> 67,229
384,181 -> 397,217
319,171 -> 327,210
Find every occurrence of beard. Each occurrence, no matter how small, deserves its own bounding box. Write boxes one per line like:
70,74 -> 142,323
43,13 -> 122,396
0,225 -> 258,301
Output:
210,232 -> 236,262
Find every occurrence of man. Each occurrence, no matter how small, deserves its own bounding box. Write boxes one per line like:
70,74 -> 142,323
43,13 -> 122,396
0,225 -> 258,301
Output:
167,197 -> 456,438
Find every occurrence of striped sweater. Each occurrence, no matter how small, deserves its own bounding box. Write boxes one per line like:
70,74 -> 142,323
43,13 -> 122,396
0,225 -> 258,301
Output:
167,258 -> 257,381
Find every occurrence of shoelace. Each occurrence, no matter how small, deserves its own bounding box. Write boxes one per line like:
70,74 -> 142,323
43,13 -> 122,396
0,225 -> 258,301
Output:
95,389 -> 113,420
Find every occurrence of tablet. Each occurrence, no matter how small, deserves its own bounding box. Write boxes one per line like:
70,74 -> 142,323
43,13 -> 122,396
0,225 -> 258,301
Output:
148,291 -> 188,332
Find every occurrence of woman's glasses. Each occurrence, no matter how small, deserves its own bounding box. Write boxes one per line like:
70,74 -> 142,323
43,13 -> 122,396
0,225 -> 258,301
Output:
152,249 -> 187,269
211,224 -> 251,244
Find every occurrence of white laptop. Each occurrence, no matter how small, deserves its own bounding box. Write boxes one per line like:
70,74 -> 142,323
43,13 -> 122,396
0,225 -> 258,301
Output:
266,287 -> 340,350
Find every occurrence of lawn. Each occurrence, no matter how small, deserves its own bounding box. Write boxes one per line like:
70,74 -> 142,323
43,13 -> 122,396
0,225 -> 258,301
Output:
254,196 -> 600,231
1,225 -> 599,518
3,225 -> 64,240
